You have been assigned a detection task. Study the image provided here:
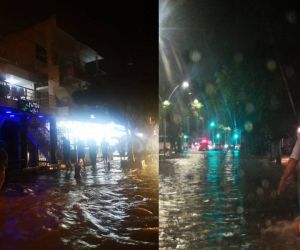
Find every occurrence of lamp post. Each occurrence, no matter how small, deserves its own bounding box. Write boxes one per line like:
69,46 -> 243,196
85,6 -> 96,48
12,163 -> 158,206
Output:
209,121 -> 216,144
160,81 -> 189,157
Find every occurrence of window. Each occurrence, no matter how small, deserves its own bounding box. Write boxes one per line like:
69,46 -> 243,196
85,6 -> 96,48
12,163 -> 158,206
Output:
36,44 -> 47,63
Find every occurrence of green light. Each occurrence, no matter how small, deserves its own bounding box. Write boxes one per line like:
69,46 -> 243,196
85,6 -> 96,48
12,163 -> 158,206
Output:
216,133 -> 220,138
234,134 -> 238,139
210,121 -> 215,127
184,134 -> 188,139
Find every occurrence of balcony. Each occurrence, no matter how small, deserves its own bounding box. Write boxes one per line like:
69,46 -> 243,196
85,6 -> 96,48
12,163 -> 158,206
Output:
0,80 -> 53,114
60,63 -> 92,88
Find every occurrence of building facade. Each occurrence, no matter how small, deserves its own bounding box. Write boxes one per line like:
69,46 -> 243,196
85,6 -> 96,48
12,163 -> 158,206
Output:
0,16 -> 102,169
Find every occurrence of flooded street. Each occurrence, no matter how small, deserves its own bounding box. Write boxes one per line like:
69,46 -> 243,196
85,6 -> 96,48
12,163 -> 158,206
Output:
0,159 -> 158,250
160,151 -> 299,249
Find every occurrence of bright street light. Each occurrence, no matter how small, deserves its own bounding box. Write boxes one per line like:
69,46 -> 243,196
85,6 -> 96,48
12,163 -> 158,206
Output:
163,100 -> 171,107
193,99 -> 199,104
166,80 -> 190,101
161,80 -> 190,158
192,98 -> 203,110
182,81 -> 189,88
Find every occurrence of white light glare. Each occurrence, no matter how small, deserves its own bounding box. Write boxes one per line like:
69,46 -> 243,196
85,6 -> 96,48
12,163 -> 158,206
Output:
57,120 -> 126,145
6,76 -> 19,84
182,81 -> 189,88
136,133 -> 144,138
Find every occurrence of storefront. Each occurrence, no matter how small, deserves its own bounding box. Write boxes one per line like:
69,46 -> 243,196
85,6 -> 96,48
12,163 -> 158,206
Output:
0,99 -> 57,170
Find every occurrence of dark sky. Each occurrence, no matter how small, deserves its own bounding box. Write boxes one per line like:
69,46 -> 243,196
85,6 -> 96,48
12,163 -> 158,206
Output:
0,1 -> 158,116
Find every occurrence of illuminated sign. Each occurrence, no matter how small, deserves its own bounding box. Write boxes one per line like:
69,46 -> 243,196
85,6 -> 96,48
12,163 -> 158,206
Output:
18,100 -> 40,114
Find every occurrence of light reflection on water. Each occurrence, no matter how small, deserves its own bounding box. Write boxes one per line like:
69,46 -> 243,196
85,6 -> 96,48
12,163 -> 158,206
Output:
0,159 -> 158,250
160,151 -> 299,249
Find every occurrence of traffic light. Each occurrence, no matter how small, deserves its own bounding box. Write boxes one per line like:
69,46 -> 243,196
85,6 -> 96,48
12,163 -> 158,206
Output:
216,133 -> 220,139
210,121 -> 215,127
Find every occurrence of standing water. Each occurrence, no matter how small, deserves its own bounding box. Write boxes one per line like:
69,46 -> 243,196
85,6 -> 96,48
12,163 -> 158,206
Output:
160,151 -> 299,249
0,159 -> 158,250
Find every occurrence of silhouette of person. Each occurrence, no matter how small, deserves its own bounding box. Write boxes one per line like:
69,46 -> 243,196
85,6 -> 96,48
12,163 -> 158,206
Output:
101,139 -> 110,164
118,138 -> 126,161
62,136 -> 72,170
89,139 -> 97,167
0,147 -> 8,190
77,139 -> 85,168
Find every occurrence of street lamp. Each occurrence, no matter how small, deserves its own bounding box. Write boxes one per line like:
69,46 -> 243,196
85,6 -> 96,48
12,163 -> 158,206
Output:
161,80 -> 190,157
163,100 -> 171,108
165,81 -> 189,102
209,121 -> 216,144
182,81 -> 189,88
192,98 -> 203,110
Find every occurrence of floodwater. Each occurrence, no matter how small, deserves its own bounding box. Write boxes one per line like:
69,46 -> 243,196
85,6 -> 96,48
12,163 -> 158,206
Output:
160,150 -> 300,249
0,159 -> 158,250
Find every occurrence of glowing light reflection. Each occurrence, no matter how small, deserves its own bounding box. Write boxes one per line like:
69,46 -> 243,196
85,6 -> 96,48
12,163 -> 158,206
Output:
57,120 -> 126,145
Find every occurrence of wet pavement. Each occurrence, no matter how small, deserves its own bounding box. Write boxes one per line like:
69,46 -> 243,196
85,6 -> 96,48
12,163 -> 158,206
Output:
0,159 -> 158,250
160,150 -> 300,249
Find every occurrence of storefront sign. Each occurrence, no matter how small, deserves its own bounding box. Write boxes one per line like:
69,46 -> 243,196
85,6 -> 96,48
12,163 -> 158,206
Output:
18,100 -> 40,114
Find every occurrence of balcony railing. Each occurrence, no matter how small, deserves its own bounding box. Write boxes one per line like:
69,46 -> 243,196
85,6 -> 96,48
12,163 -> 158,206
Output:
0,80 -> 35,101
0,80 -> 53,110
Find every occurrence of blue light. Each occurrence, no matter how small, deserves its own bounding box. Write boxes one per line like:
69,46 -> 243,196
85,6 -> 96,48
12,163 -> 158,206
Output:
6,111 -> 12,114
38,115 -> 43,118
9,115 -> 15,118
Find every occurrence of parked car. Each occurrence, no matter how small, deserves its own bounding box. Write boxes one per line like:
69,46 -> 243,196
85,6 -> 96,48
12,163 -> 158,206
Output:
199,138 -> 210,151
159,136 -> 171,154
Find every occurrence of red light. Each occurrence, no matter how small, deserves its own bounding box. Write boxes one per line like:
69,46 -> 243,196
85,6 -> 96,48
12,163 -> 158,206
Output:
202,140 -> 207,143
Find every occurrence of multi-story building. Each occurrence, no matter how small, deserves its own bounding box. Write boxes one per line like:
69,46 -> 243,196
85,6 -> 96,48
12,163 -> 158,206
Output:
0,16 -> 102,169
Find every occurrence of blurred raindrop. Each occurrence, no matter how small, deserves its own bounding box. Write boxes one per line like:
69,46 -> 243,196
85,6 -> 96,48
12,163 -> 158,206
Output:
173,114 -> 182,124
247,193 -> 254,201
216,237 -> 223,243
262,179 -> 270,189
199,234 -> 206,240
244,121 -> 253,132
241,218 -> 247,225
256,187 -> 264,196
233,52 -> 243,64
266,59 -> 277,72
245,103 -> 255,114
265,219 -> 272,227
286,10 -> 298,24
205,83 -> 216,96
237,206 -> 244,214
237,90 -> 246,101
189,50 -> 202,62
238,169 -> 245,178
271,190 -> 277,198
285,65 -> 295,78
270,96 -> 280,110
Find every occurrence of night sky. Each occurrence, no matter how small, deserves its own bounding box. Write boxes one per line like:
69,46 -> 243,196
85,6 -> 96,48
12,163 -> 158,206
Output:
160,0 -> 300,135
0,1 -> 158,117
